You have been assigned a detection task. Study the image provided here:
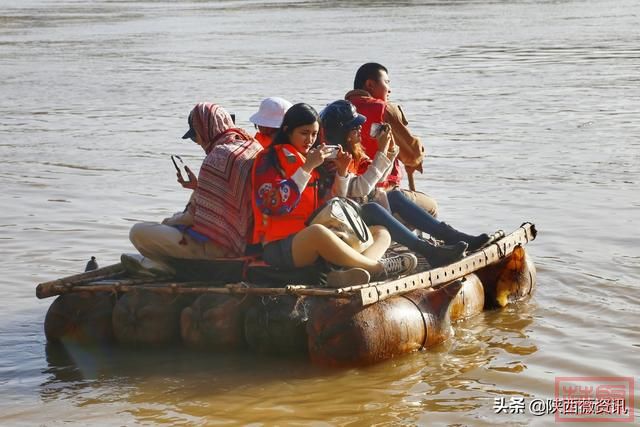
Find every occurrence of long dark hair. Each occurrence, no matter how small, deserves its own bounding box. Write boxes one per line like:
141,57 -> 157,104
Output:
271,103 -> 319,147
319,100 -> 366,164
267,103 -> 319,174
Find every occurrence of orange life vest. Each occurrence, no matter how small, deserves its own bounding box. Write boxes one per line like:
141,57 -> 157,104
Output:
254,131 -> 272,149
349,96 -> 386,161
350,96 -> 402,187
251,144 -> 320,244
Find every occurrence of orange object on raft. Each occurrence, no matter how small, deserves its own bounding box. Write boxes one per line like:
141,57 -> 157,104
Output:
38,223 -> 537,367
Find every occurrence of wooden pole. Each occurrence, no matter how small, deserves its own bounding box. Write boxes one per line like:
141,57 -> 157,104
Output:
35,223 -> 537,304
36,263 -> 126,299
41,281 -> 352,299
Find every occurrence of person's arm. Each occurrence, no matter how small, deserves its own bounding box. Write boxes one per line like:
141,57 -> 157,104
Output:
253,158 -> 304,217
254,147 -> 327,216
377,143 -> 399,183
384,102 -> 425,172
347,150 -> 397,198
290,168 -> 312,194
331,173 -> 351,197
329,148 -> 354,197
177,165 -> 198,190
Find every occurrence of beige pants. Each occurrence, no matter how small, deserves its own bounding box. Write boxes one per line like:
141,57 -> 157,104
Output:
399,188 -> 439,218
129,222 -> 225,263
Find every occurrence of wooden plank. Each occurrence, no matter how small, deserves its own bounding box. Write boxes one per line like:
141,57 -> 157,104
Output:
359,222 -> 537,305
41,280 -> 347,298
359,273 -> 429,305
36,223 -> 536,303
36,263 -> 125,299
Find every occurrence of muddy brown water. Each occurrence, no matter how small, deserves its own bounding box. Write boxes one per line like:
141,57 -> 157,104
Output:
1,0 -> 638,425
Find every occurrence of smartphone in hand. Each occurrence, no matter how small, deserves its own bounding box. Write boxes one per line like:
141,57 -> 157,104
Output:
324,145 -> 340,159
171,155 -> 190,182
369,123 -> 383,137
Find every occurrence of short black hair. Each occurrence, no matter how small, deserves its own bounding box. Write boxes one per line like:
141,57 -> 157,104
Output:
353,63 -> 388,90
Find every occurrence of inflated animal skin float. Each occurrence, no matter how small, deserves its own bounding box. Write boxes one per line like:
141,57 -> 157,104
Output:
38,223 -> 537,367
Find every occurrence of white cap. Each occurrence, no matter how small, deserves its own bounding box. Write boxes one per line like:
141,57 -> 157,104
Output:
249,97 -> 293,128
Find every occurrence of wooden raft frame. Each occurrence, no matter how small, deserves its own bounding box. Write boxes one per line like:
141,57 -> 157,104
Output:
357,222 -> 536,305
35,223 -> 536,307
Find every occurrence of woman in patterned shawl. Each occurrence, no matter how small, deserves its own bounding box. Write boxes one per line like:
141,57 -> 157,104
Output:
126,103 -> 263,275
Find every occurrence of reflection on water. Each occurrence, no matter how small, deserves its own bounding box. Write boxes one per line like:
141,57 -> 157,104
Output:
37,303 -> 538,424
398,304 -> 537,417
2,0 -> 639,424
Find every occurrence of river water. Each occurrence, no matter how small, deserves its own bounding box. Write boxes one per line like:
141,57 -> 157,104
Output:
1,0 -> 638,425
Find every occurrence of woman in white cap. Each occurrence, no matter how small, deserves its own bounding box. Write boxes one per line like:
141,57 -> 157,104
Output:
250,97 -> 293,148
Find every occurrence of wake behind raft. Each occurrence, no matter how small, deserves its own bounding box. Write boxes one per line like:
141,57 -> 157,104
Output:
37,223 -> 537,367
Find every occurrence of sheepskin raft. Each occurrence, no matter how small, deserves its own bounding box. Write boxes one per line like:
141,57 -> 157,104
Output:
38,223 -> 537,366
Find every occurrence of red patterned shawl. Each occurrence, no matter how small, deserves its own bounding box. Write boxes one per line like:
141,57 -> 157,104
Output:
189,103 -> 263,256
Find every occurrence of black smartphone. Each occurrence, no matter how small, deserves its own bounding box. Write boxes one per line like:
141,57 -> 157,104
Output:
171,155 -> 190,182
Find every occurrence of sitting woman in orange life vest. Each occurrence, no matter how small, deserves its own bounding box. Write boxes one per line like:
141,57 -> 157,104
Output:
249,97 -> 293,148
251,103 -> 418,286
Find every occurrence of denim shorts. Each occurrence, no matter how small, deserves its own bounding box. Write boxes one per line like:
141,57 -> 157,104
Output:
262,234 -> 296,269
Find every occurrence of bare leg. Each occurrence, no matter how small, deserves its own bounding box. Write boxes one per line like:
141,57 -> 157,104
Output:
291,224 -> 386,274
361,225 -> 391,260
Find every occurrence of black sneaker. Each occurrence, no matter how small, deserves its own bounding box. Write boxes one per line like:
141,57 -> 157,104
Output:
467,230 -> 506,252
416,239 -> 467,268
466,234 -> 492,252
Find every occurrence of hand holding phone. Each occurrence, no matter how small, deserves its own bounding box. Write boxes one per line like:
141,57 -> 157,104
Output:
171,155 -> 190,181
323,145 -> 341,159
370,123 -> 383,137
172,155 -> 197,189
371,123 -> 392,154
